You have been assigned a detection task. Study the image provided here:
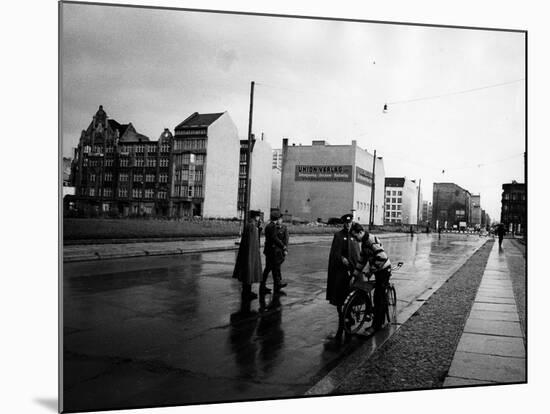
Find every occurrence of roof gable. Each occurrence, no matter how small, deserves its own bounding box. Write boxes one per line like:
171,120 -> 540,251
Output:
175,112 -> 224,130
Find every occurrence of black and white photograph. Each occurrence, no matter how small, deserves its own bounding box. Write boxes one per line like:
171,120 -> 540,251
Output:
57,1 -> 530,412
6,1 -> 550,414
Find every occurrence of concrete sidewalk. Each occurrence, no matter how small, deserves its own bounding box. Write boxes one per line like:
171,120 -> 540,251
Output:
63,232 -> 410,263
443,239 -> 526,386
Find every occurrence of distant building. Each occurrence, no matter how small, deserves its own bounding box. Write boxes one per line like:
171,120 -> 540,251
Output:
271,167 -> 281,211
421,200 -> 432,226
471,194 -> 482,229
70,106 -> 240,218
280,139 -> 385,224
384,177 -> 420,225
481,209 -> 491,230
238,137 -> 272,218
70,105 -> 173,217
432,182 -> 472,230
272,148 -> 283,169
500,181 -> 526,234
172,111 -> 240,218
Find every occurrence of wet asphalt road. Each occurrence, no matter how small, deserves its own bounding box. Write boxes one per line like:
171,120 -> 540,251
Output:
62,233 -> 486,412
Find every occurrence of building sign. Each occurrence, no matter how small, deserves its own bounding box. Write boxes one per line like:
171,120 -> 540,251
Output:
295,165 -> 352,181
355,166 -> 373,186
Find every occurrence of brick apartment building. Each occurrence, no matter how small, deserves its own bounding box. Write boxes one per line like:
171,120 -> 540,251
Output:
432,182 -> 472,230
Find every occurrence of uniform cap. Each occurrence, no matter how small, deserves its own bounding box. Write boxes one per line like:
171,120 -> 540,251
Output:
340,213 -> 354,224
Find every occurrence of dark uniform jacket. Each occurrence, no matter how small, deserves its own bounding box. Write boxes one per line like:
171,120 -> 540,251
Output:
233,220 -> 263,284
263,221 -> 289,264
326,229 -> 360,306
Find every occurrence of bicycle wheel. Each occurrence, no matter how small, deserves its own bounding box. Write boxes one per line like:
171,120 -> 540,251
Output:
385,284 -> 397,324
342,290 -> 372,334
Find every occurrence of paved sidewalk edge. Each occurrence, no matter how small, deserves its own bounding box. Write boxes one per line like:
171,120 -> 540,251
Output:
63,233 -> 416,263
305,239 -> 490,396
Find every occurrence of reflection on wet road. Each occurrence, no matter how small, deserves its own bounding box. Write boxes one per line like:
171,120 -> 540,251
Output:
63,233 -> 486,411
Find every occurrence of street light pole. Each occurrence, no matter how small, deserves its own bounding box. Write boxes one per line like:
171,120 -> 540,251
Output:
244,81 -> 255,220
369,149 -> 377,230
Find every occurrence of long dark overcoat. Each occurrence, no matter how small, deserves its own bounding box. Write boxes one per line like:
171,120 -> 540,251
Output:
326,229 -> 360,306
232,220 -> 263,284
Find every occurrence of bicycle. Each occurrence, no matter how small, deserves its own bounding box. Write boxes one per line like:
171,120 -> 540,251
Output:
342,261 -> 403,335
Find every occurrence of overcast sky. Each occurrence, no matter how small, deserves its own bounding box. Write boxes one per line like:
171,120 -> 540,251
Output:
61,2 -> 525,221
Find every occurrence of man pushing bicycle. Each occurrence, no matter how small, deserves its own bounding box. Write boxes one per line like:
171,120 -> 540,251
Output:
349,223 -> 392,335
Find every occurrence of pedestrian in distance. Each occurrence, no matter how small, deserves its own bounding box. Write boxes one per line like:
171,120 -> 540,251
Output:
497,223 -> 506,248
233,210 -> 263,301
349,222 -> 392,335
260,211 -> 289,294
326,213 -> 360,342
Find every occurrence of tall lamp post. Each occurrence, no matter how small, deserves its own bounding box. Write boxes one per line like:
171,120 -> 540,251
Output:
244,81 -> 255,223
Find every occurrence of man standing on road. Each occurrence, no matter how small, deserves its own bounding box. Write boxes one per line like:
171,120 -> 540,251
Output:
326,213 -> 360,342
233,210 -> 263,300
350,222 -> 392,335
260,211 -> 289,294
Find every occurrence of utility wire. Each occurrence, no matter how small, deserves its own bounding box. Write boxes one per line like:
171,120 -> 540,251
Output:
387,78 -> 524,106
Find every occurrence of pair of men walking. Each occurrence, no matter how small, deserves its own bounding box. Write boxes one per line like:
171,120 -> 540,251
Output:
232,210 -> 289,300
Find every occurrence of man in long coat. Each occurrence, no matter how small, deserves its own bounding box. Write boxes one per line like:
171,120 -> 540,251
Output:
260,211 -> 289,294
233,210 -> 263,300
326,213 -> 360,341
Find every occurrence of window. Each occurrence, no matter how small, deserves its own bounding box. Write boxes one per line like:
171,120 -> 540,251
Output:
190,154 -> 196,164
147,145 -> 157,154
93,145 -> 102,153
386,197 -> 390,203
181,169 -> 189,181
187,186 -> 194,197
105,159 -> 114,167
105,146 -> 114,153
397,198 -> 402,204
104,173 -> 112,182
135,158 -> 144,167
145,189 -> 155,199
161,144 -> 170,153
158,191 -> 167,199
391,205 -> 396,210
194,186 -> 203,198
89,188 -> 95,196
397,191 -> 402,196
391,190 -> 396,196
89,174 -> 96,182
386,190 -> 391,196
83,145 -> 91,154
135,145 -> 145,153
182,153 -> 190,164
119,173 -> 129,182
134,174 -> 143,183
160,158 -> 169,167
159,174 -> 168,183
103,188 -> 112,197
118,188 -> 128,197
120,158 -> 129,167
391,198 -> 396,203
132,188 -> 141,198
146,158 -> 156,167
145,174 -> 155,182
391,212 -> 396,217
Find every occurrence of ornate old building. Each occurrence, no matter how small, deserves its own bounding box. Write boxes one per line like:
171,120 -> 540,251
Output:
69,105 -> 173,217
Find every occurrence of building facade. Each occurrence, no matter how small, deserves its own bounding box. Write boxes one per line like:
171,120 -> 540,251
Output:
421,200 -> 432,226
280,139 -> 385,224
70,107 -> 240,218
272,148 -> 283,169
500,181 -> 526,234
172,111 -> 240,218
70,105 -> 173,217
384,177 -> 420,225
238,137 -> 273,218
432,182 -> 472,230
471,194 -> 482,229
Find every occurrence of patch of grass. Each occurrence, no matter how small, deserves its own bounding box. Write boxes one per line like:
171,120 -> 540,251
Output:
63,218 -> 340,241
